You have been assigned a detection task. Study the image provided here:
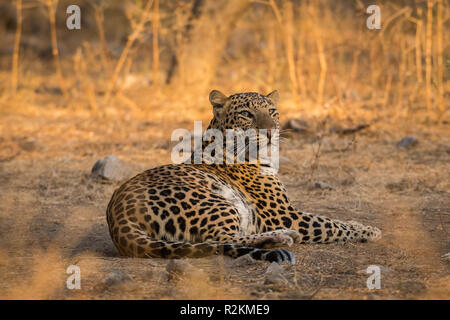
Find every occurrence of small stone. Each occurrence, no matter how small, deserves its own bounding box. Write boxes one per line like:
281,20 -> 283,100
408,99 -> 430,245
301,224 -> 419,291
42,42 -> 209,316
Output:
396,136 -> 418,148
264,273 -> 289,286
441,253 -> 450,261
232,254 -> 256,267
104,269 -> 132,287
265,261 -> 284,275
282,119 -> 308,133
17,138 -> 38,152
264,262 -> 289,286
91,155 -> 131,181
314,181 -> 333,190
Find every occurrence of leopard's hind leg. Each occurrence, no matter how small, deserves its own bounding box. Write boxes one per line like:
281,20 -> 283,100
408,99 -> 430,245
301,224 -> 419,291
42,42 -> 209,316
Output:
109,217 -> 299,264
111,227 -> 298,264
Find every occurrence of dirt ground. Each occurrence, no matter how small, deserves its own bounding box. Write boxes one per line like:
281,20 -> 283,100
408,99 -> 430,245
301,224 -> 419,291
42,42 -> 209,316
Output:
0,87 -> 449,300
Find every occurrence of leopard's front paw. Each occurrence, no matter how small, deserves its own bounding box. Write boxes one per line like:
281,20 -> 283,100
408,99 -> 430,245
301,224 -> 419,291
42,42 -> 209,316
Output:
281,229 -> 301,244
256,234 -> 294,249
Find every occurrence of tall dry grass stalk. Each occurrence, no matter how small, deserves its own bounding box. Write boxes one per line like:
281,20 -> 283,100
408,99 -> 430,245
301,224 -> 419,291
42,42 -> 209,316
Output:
104,0 -> 154,105
152,0 -> 160,86
92,2 -> 111,74
11,0 -> 22,96
436,0 -> 444,115
73,47 -> 98,113
41,0 -> 69,99
409,8 -> 424,84
269,0 -> 299,103
397,18 -> 408,114
266,19 -> 276,90
309,2 -> 327,107
295,10 -> 306,98
425,0 -> 433,114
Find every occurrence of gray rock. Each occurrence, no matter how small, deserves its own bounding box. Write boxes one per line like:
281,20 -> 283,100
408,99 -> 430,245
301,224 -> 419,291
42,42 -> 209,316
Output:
105,269 -> 133,287
314,181 -> 333,190
396,136 -> 418,148
17,138 -> 38,152
264,262 -> 289,286
232,254 -> 256,267
91,155 -> 131,180
441,252 -> 450,261
282,119 -> 308,133
265,261 -> 284,275
264,273 -> 289,286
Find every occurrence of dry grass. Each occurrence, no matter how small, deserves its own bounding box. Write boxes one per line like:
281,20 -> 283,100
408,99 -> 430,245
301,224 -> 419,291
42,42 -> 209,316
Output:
0,0 -> 449,300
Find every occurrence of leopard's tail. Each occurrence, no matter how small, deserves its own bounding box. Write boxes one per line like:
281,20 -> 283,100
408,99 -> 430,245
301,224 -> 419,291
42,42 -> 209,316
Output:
111,234 -> 295,264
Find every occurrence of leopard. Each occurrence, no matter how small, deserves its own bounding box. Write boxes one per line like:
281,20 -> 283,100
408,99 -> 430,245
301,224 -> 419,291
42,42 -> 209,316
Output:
106,90 -> 381,264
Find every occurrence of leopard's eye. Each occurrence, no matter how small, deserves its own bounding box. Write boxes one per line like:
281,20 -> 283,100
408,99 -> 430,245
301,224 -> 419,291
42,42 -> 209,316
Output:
239,111 -> 253,118
269,108 -> 277,115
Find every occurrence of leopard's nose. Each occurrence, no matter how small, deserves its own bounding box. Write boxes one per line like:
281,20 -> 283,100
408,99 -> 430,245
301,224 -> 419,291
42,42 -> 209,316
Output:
256,112 -> 276,130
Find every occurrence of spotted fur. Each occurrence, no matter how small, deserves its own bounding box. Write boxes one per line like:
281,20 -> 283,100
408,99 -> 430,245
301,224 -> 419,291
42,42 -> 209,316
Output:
106,90 -> 381,264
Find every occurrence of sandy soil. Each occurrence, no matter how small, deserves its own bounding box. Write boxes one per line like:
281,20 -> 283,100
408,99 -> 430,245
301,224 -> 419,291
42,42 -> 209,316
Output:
0,91 -> 449,300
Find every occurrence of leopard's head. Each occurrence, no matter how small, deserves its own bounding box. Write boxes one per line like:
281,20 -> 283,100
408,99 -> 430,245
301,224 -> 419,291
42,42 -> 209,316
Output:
208,90 -> 280,133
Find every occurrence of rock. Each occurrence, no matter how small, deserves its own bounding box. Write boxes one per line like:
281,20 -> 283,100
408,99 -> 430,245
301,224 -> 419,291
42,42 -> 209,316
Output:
441,253 -> 450,261
264,262 -> 289,286
104,269 -> 133,287
91,155 -> 131,181
314,181 -> 333,190
14,137 -> 38,152
282,119 -> 308,133
264,273 -> 289,286
232,254 -> 256,267
396,136 -> 418,148
19,140 -> 37,152
265,261 -> 284,275
330,124 -> 369,135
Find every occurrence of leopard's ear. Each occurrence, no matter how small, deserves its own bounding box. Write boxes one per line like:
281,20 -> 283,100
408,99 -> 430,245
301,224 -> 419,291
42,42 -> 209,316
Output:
266,90 -> 279,105
209,90 -> 228,118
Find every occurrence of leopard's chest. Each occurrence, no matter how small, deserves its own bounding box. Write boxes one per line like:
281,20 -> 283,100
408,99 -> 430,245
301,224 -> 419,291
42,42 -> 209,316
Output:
216,181 -> 257,235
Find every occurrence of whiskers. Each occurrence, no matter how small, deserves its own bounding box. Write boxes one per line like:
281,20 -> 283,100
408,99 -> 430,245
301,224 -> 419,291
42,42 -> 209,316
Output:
279,128 -> 295,137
